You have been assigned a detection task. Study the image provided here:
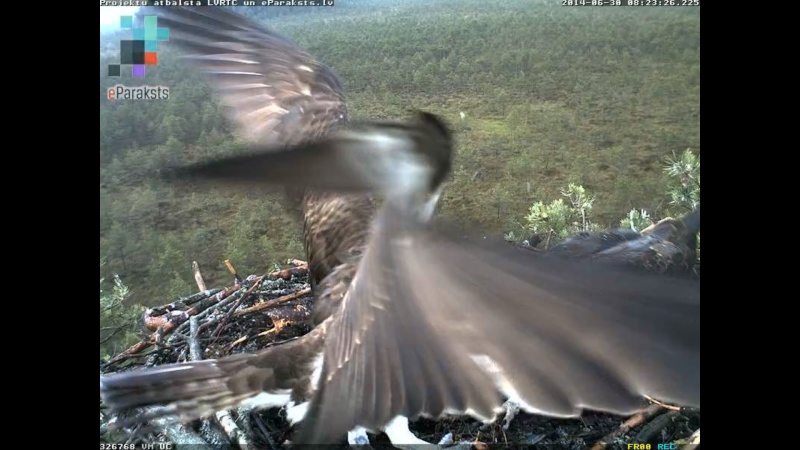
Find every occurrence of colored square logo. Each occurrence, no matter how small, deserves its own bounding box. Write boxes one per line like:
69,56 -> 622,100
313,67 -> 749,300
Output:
144,52 -> 158,65
107,15 -> 169,78
132,65 -> 146,78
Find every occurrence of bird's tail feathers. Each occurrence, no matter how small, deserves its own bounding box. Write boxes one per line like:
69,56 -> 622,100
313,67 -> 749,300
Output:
101,353 -> 268,428
101,331 -> 323,428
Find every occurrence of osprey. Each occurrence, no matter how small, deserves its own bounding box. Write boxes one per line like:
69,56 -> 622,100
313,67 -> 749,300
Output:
100,6 -> 700,448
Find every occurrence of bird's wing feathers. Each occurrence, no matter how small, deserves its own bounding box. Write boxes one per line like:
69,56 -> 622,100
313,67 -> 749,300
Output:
297,205 -> 700,443
130,8 -> 699,443
100,329 -> 324,427
101,353 -> 270,426
167,122 -> 427,194
299,206 -> 501,444
139,6 -> 347,146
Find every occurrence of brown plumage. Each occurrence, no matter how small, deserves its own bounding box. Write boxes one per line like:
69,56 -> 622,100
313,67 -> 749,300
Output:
101,328 -> 324,426
302,191 -> 375,292
138,5 -> 360,288
102,5 -> 372,428
101,7 -> 700,446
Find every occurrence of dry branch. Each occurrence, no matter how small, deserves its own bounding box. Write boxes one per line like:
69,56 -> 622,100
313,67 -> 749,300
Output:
105,288 -> 236,367
210,276 -> 266,338
634,410 -> 679,444
590,405 -> 666,450
232,287 -> 311,319
144,310 -> 188,332
227,301 -> 312,350
265,302 -> 312,325
267,266 -> 308,280
187,314 -> 247,448
193,261 -> 207,292
224,259 -> 243,283
643,395 -> 682,411
189,316 -> 202,361
147,413 -> 208,445
682,428 -> 700,449
215,410 -> 250,448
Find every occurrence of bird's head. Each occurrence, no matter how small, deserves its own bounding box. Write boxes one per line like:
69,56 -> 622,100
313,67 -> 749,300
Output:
411,111 -> 453,190
400,111 -> 454,223
163,110 -> 455,225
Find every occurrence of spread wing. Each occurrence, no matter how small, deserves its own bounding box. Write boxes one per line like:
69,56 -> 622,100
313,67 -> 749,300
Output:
100,329 -> 325,427
139,6 -> 348,146
166,119 -> 432,193
139,5 -> 350,230
297,205 -> 700,444
168,123 -> 418,193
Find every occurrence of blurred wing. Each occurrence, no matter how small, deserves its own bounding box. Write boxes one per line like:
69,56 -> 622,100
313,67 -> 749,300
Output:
100,330 -> 325,427
139,6 -> 348,145
298,205 -> 700,443
101,354 -> 273,426
167,122 -> 431,194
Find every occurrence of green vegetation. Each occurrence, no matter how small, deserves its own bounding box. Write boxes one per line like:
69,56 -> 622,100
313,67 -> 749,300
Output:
664,148 -> 701,261
506,148 -> 699,247
100,260 -> 144,359
523,183 -> 601,242
100,1 -> 700,316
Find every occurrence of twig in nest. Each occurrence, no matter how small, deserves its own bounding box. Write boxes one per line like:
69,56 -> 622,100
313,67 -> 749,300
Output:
227,318 -> 287,350
634,410 -> 679,444
142,409 -> 208,445
643,395 -> 682,411
224,259 -> 243,284
211,276 -> 265,340
267,266 -> 308,281
227,334 -> 249,349
232,287 -> 311,319
544,230 -> 554,250
100,349 -> 161,370
142,288 -> 221,332
144,310 -> 188,333
251,412 -> 279,450
215,410 -> 250,448
472,431 -> 489,450
187,316 -> 241,448
682,428 -> 699,449
106,288 -> 237,366
193,261 -> 207,292
192,290 -> 247,336
590,405 -> 665,450
156,289 -> 223,312
189,316 -> 203,361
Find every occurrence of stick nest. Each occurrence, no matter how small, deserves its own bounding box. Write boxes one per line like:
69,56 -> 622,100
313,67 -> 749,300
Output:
99,259 -> 699,450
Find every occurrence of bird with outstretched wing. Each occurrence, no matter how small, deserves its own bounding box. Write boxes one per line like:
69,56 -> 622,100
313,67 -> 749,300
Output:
100,7 -> 700,448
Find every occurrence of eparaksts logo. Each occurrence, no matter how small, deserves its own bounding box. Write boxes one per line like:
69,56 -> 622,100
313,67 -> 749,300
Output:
107,84 -> 170,100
